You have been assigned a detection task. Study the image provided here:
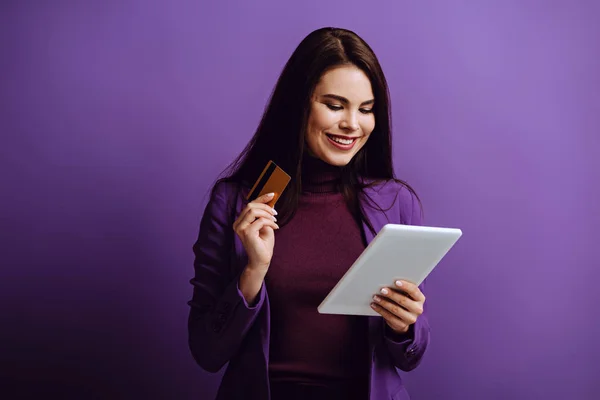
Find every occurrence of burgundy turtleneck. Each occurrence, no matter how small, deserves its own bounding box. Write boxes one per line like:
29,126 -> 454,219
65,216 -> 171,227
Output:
265,155 -> 370,395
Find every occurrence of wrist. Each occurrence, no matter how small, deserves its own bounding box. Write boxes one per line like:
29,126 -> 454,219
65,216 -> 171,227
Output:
385,322 -> 414,340
243,264 -> 268,280
246,262 -> 270,274
239,266 -> 266,306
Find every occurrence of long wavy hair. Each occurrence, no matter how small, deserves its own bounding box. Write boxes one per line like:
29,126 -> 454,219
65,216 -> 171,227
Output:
216,27 -> 420,235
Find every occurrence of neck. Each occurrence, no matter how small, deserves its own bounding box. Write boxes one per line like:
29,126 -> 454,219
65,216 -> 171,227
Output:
301,154 -> 342,194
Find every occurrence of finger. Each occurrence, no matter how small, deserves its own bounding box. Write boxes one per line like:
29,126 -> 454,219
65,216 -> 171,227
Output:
372,295 -> 418,325
234,207 -> 277,231
234,203 -> 277,230
393,280 -> 425,302
246,217 -> 279,235
241,209 -> 277,226
233,207 -> 251,232
370,302 -> 409,333
248,202 -> 278,216
378,287 -> 423,316
252,192 -> 276,205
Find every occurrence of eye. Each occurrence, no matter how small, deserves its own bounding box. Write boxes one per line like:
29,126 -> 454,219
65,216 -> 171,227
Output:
326,104 -> 343,111
359,108 -> 374,114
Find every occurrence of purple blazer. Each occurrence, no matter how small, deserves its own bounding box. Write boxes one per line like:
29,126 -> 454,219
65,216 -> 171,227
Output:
188,179 -> 430,400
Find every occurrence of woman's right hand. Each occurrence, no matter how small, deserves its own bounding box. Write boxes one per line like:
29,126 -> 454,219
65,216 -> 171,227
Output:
233,192 -> 279,272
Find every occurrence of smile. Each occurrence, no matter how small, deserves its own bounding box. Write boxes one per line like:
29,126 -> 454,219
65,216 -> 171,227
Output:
326,134 -> 359,150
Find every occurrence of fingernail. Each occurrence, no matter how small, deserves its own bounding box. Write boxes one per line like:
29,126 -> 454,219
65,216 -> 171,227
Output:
272,208 -> 278,215
370,303 -> 377,309
266,193 -> 275,197
380,288 -> 389,295
272,216 -> 277,222
373,295 -> 380,302
395,280 -> 403,287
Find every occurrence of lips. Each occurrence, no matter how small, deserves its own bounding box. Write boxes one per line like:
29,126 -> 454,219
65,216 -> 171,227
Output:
326,133 -> 359,150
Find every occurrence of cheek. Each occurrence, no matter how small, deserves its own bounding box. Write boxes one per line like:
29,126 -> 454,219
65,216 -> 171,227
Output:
306,107 -> 325,146
361,116 -> 376,137
310,107 -> 338,132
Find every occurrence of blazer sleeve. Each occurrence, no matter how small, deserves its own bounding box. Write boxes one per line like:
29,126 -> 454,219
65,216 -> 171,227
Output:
187,182 -> 266,373
382,185 -> 431,371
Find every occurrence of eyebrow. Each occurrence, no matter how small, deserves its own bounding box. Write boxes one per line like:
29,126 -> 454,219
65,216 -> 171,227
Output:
322,94 -> 375,106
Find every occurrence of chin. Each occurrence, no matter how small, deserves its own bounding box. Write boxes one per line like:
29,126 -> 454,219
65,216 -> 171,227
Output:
320,152 -> 355,167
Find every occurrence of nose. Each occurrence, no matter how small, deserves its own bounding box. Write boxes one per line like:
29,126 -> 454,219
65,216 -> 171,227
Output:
339,111 -> 359,132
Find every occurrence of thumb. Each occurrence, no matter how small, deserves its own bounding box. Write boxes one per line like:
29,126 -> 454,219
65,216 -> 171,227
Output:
254,192 -> 276,204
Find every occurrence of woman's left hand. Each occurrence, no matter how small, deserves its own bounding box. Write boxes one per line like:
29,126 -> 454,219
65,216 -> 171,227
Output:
370,280 -> 425,334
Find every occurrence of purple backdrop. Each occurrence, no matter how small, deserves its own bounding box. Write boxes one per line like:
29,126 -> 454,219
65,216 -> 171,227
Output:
2,1 -> 599,399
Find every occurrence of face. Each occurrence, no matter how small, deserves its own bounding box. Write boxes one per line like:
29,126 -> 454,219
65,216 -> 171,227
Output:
305,65 -> 376,167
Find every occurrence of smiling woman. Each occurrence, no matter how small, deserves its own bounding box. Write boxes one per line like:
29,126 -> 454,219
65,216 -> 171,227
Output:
187,27 -> 429,400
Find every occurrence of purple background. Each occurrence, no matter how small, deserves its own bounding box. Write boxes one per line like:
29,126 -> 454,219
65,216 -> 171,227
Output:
2,1 -> 599,399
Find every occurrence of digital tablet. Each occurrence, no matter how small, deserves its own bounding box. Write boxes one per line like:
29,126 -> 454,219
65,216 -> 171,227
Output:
317,223 -> 462,316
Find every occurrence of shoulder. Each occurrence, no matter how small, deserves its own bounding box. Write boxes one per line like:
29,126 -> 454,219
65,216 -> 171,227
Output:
361,179 -> 422,226
210,179 -> 245,202
202,179 -> 247,222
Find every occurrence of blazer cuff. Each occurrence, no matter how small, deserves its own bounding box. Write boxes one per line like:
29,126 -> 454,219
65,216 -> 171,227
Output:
208,275 -> 266,337
236,277 -> 266,310
384,322 -> 415,346
383,315 -> 429,370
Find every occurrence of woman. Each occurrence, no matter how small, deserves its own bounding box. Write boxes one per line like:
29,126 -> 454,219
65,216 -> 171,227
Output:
188,27 -> 429,400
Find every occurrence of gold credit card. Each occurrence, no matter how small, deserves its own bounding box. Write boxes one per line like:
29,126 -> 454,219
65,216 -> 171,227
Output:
246,160 -> 291,208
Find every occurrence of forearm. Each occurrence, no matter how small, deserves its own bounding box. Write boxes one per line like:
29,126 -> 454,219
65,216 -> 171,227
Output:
188,272 -> 266,373
188,182 -> 270,372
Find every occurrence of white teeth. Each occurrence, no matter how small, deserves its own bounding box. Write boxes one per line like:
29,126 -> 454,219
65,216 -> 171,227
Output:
330,136 -> 354,145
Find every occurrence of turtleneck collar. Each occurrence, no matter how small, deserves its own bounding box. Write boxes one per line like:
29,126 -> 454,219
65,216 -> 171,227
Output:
301,153 -> 343,194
